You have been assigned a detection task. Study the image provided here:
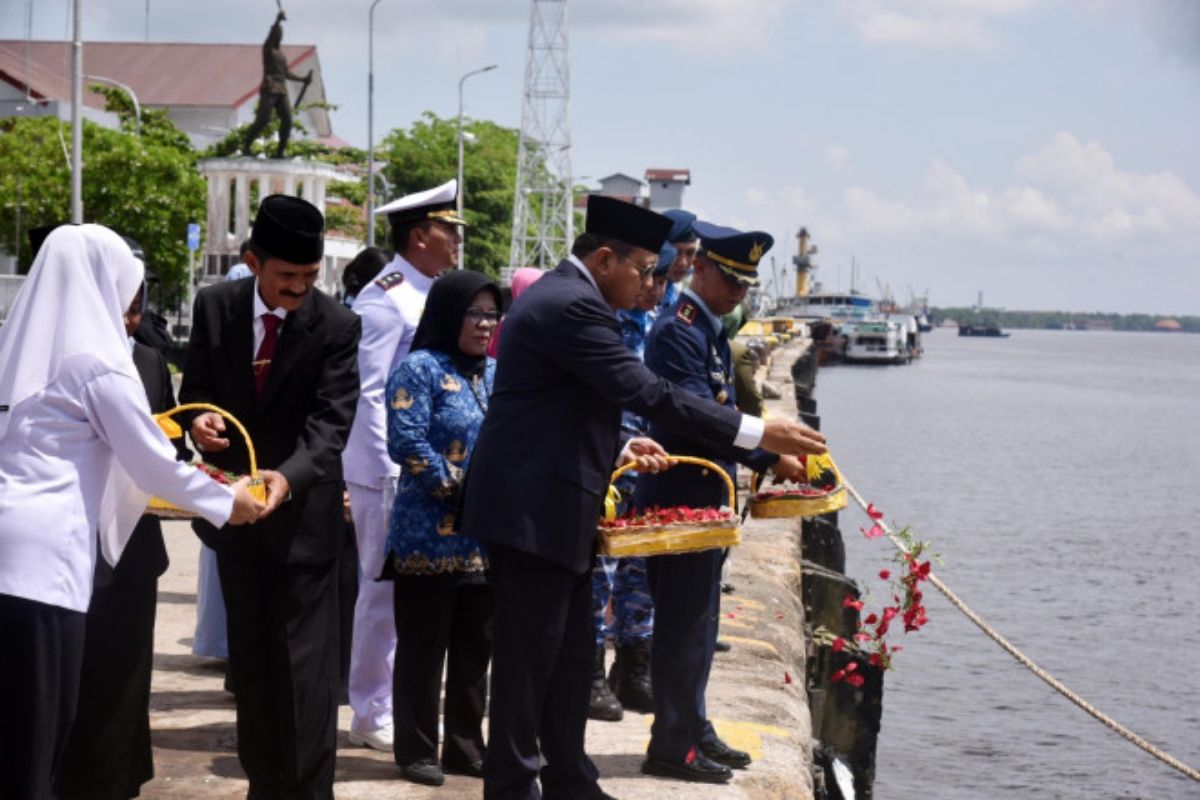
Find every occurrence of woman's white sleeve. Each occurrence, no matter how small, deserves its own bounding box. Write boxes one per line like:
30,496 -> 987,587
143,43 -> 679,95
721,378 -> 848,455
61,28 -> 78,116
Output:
83,371 -> 235,527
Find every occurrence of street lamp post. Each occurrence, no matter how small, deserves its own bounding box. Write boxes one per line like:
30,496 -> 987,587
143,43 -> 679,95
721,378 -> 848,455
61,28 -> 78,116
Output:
70,0 -> 82,223
456,63 -> 497,268
366,0 -> 389,247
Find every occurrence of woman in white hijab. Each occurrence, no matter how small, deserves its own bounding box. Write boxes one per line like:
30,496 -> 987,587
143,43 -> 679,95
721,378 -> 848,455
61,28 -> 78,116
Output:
0,224 -> 263,800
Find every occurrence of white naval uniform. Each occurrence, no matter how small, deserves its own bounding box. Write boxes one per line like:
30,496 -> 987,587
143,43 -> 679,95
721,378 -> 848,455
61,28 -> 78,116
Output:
342,254 -> 436,734
0,369 -> 234,613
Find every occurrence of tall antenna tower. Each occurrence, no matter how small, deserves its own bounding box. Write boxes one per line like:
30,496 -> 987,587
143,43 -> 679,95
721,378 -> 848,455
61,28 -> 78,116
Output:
507,0 -> 572,283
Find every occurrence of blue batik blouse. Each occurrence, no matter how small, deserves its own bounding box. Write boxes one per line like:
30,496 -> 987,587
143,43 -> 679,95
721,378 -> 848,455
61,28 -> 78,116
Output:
385,349 -> 494,585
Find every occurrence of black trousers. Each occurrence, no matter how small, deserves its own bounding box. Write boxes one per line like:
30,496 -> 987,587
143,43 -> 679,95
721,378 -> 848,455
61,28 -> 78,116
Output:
217,547 -> 340,800
645,548 -> 723,763
55,572 -> 159,800
392,583 -> 493,768
483,544 -> 599,800
0,593 -> 86,800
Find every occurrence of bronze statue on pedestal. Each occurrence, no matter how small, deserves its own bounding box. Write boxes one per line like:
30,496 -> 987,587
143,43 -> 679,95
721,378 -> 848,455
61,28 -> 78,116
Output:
241,8 -> 312,159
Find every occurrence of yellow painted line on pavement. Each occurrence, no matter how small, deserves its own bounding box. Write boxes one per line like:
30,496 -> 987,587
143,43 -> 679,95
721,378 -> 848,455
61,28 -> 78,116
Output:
724,595 -> 766,610
711,719 -> 792,761
717,635 -> 781,657
720,618 -> 753,630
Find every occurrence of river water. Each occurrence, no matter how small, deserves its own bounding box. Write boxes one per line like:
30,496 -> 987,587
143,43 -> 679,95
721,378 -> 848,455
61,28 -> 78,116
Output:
814,329 -> 1200,800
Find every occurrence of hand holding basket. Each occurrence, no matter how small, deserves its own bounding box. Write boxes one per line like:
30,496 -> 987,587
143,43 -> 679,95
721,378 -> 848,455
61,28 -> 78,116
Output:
146,404 -> 267,519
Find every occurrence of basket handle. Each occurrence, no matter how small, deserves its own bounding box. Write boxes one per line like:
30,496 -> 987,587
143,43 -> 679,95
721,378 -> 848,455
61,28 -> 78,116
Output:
605,455 -> 735,521
153,403 -> 260,480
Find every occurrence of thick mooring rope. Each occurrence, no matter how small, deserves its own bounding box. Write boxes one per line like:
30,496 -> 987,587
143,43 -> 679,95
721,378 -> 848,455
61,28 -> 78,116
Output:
839,477 -> 1200,784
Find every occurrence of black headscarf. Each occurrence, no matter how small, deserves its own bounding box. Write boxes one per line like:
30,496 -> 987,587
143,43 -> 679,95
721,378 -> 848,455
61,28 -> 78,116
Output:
411,269 -> 501,378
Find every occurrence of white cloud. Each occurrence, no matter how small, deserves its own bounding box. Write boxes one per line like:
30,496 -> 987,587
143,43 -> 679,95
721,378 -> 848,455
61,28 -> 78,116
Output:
825,145 -> 851,172
839,0 -> 1041,49
576,0 -> 790,50
838,133 -> 1200,244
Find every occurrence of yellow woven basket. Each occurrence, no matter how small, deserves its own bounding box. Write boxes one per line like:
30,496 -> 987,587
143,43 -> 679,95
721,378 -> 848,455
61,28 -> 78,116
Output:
597,456 -> 741,557
145,403 -> 266,519
749,453 -> 848,519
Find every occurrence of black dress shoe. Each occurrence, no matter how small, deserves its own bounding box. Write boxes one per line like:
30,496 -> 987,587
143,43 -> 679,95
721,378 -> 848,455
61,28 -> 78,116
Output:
714,639 -> 732,653
641,752 -> 732,784
700,738 -> 752,769
442,758 -> 484,778
400,759 -> 445,786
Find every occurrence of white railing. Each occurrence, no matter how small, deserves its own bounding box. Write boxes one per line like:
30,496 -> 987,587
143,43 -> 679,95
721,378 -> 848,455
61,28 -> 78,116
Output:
0,275 -> 27,322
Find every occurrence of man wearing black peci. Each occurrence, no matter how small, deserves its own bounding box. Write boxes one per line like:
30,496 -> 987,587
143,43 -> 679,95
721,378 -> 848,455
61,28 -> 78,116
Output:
460,195 -> 828,800
181,195 -> 360,799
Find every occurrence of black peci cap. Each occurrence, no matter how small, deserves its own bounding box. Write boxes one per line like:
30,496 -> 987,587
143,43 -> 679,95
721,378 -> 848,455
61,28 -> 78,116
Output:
252,195 -> 325,265
585,195 -> 673,254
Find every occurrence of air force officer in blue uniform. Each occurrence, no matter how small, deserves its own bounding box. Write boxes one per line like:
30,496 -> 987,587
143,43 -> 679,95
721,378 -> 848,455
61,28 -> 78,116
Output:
635,223 -> 807,784
459,196 -> 827,800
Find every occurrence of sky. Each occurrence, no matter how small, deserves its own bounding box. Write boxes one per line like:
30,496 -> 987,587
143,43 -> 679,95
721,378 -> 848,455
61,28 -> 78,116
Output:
5,0 -> 1199,314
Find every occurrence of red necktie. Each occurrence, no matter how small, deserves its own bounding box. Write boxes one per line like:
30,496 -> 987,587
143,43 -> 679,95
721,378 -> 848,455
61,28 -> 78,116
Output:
254,313 -> 281,396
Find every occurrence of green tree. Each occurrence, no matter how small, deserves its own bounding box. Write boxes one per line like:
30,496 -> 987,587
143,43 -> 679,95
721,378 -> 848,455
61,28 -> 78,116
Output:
379,112 -> 519,279
0,115 -> 205,304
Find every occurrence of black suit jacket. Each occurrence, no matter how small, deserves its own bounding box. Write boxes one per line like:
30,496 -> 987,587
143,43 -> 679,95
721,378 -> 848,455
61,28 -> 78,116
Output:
459,260 -> 743,574
180,279 -> 361,564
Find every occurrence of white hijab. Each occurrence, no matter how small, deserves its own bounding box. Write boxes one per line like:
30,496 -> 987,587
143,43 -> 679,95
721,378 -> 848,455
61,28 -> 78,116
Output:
0,224 -> 149,564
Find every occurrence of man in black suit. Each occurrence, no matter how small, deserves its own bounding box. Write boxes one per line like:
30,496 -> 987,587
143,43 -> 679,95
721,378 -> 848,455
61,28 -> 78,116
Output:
181,195 -> 361,799
460,195 -> 828,800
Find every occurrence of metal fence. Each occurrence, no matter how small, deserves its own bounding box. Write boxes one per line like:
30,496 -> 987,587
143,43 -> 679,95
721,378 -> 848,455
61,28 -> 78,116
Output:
0,275 -> 26,323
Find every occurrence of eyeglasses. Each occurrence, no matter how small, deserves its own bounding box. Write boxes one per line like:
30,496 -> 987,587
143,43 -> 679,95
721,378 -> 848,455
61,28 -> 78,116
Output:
617,251 -> 658,280
464,308 -> 500,325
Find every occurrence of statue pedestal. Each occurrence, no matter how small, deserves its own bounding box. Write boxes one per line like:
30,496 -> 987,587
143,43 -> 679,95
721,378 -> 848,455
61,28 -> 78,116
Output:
197,157 -> 356,280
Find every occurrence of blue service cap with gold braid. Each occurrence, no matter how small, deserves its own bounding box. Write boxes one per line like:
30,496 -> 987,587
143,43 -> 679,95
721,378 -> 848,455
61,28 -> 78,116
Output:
653,242 -> 678,278
694,220 -> 772,286
661,209 -> 698,243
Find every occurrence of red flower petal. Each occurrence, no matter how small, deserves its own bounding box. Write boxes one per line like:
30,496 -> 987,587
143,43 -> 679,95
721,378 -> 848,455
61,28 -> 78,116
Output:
784,671 -> 793,684
866,503 -> 884,520
861,524 -> 886,539
845,673 -> 865,688
831,637 -> 845,652
830,669 -> 846,683
879,569 -> 891,580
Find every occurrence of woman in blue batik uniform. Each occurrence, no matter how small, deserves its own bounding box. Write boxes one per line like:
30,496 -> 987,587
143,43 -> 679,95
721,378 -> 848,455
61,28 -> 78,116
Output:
385,270 -> 500,787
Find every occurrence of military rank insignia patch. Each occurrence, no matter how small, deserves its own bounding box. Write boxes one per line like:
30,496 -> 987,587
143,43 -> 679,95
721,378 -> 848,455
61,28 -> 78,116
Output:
676,301 -> 698,325
375,271 -> 405,292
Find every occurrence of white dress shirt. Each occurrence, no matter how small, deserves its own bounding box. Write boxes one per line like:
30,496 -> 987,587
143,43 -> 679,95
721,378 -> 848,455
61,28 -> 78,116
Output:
252,280 -> 289,356
0,370 -> 234,612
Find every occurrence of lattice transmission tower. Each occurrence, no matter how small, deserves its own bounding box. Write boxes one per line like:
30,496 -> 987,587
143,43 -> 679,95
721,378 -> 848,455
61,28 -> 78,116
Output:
507,0 -> 572,282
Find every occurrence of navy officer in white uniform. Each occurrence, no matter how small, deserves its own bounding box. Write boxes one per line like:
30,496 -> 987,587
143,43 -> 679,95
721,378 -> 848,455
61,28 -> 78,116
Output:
341,179 -> 468,751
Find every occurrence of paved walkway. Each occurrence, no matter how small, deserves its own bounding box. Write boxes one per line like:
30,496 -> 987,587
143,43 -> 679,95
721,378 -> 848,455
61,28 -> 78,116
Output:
142,344 -> 814,800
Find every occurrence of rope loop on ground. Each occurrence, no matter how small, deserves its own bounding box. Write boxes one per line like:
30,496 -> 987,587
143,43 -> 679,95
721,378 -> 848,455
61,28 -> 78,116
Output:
839,476 -> 1200,784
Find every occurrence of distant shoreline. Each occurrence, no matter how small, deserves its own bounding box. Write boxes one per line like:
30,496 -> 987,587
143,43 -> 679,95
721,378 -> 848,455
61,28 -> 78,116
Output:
930,307 -> 1198,333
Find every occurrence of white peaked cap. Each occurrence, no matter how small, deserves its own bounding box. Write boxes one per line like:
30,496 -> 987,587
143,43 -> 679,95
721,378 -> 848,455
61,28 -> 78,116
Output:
375,179 -> 468,226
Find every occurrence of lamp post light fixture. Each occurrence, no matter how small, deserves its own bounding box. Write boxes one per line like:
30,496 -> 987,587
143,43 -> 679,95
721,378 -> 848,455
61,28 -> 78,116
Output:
85,74 -> 141,136
366,0 -> 390,247
455,63 -> 497,268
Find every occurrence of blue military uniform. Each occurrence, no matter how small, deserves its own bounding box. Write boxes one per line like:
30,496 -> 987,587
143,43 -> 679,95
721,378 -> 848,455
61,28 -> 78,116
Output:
635,224 -> 778,773
589,242 -> 677,720
656,209 -> 697,316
